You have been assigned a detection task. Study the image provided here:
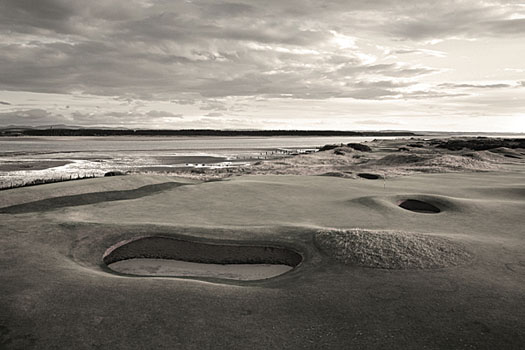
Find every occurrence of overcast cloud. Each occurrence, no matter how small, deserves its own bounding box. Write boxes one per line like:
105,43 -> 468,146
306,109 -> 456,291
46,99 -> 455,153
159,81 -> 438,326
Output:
0,0 -> 524,131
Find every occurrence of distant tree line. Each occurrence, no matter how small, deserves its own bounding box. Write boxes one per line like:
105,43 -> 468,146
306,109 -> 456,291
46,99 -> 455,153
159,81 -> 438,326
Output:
432,138 -> 525,151
4,128 -> 418,137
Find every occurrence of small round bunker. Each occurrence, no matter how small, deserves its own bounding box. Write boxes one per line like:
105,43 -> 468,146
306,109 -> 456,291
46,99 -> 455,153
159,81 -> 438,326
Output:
398,199 -> 441,214
357,173 -> 382,180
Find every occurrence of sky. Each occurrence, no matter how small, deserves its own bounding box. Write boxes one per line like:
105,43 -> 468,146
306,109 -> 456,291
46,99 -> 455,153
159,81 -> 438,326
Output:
0,0 -> 524,132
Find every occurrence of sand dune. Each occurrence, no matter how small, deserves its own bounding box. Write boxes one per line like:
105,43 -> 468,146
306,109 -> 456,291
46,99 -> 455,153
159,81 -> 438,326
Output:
164,137 -> 522,180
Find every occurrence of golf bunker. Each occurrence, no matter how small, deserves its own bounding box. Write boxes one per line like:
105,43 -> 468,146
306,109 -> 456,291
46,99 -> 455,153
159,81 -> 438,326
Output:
103,236 -> 303,281
357,173 -> 382,180
397,199 -> 441,213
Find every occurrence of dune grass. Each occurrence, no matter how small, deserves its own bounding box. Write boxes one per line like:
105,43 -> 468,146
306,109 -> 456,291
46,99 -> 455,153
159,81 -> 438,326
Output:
0,173 -> 99,191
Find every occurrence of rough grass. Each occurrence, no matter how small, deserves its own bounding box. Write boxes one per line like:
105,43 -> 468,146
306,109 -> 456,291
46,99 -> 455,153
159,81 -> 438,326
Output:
420,154 -> 500,171
314,228 -> 471,269
0,173 -> 99,191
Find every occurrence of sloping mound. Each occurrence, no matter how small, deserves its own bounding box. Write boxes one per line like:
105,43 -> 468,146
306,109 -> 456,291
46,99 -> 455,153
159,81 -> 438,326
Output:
375,154 -> 428,166
489,147 -> 523,159
421,154 -> 499,171
314,228 -> 471,269
346,143 -> 372,152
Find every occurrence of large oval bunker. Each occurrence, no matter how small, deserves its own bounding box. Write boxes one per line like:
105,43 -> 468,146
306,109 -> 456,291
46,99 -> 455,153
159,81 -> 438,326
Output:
103,236 -> 303,281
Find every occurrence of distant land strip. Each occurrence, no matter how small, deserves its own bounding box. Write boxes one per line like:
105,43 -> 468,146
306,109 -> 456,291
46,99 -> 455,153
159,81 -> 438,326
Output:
0,128 -> 419,137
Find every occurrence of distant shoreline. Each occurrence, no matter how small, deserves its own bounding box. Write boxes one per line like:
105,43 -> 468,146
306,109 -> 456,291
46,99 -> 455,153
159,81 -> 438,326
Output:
0,128 -> 419,137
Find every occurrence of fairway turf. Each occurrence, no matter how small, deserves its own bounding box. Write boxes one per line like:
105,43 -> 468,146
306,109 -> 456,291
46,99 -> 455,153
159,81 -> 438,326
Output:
1,169 -> 524,349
